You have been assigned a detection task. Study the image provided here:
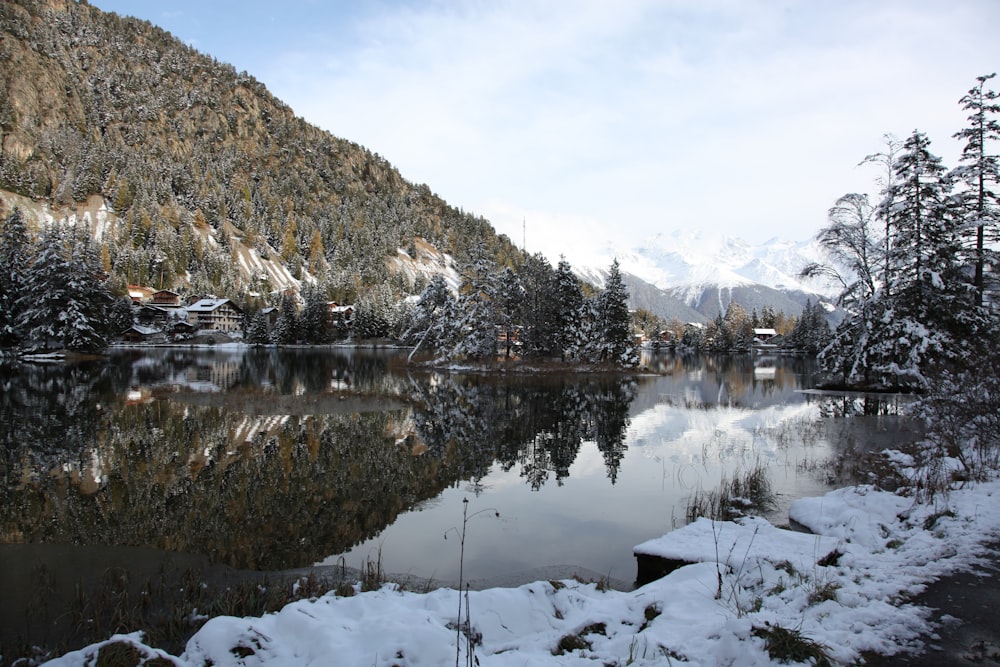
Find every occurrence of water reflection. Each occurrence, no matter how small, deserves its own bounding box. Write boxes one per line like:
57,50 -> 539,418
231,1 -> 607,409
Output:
1,349 -> 640,572
1,349 -> 898,590
409,374 -> 636,488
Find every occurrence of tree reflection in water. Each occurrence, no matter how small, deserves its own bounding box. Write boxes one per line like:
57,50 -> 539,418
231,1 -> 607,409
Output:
408,373 -> 637,489
1,350 -> 638,571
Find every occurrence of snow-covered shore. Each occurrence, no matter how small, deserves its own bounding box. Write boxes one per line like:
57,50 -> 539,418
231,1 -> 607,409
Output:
43,469 -> 999,666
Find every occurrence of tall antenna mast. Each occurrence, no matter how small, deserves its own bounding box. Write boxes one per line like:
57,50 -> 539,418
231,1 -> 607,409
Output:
522,217 -> 526,252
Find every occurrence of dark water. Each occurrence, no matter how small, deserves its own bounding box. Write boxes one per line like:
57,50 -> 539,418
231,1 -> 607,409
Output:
0,347 -> 917,650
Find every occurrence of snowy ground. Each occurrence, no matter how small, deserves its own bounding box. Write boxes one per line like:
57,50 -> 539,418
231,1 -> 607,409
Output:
44,460 -> 1000,666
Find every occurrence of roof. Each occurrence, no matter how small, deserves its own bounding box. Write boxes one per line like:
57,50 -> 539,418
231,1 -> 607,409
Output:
187,298 -> 242,314
753,328 -> 778,336
127,325 -> 161,336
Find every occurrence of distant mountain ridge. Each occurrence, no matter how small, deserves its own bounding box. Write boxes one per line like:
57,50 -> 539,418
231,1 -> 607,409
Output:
579,230 -> 842,323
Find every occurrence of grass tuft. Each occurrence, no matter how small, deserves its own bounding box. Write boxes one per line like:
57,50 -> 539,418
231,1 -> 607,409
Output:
752,623 -> 832,666
553,633 -> 591,655
94,641 -> 141,667
686,461 -> 776,523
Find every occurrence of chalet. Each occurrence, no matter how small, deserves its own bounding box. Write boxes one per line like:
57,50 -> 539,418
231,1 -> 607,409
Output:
186,298 -> 244,333
127,285 -> 155,304
259,306 -> 279,327
328,303 -> 355,324
151,290 -> 182,308
121,325 -> 165,344
753,328 -> 778,344
135,304 -> 173,328
171,320 -> 195,339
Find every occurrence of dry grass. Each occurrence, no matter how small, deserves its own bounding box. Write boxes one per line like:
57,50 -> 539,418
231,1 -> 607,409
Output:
685,461 -> 776,523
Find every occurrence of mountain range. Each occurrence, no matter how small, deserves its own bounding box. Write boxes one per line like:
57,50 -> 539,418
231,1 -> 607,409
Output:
577,231 -> 842,323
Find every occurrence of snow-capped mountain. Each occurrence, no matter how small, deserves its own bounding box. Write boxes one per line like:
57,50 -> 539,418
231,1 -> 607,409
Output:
580,230 -> 841,322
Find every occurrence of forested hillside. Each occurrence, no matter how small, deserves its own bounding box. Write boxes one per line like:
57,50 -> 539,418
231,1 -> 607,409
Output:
0,0 -> 521,306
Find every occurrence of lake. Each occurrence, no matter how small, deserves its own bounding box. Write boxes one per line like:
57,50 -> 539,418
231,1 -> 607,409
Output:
0,347 -> 916,646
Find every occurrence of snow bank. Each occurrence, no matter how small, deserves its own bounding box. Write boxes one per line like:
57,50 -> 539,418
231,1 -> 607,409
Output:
44,478 -> 1000,666
635,516 -> 840,574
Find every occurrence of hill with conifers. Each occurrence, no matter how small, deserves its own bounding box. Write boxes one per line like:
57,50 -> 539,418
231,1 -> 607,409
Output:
0,0 -> 521,311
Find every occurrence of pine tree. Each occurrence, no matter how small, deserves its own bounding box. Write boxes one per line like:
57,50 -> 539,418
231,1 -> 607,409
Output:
952,73 -> 1000,306
602,260 -> 634,364
246,309 -> 272,346
886,130 -> 957,303
108,295 -> 135,337
705,312 -> 731,353
554,257 -> 583,360
517,253 -> 559,359
18,226 -> 117,352
494,266 -> 524,358
761,306 -> 776,329
571,296 -> 602,363
403,273 -> 456,361
272,291 -> 299,344
0,207 -> 33,347
788,300 -> 832,353
575,260 -> 637,365
354,286 -> 396,340
449,251 -> 499,361
678,323 -> 705,352
723,302 -> 753,352
299,284 -> 331,343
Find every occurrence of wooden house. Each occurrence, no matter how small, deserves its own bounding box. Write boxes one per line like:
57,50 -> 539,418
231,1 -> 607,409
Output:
753,328 -> 778,344
151,290 -> 182,307
127,285 -> 155,304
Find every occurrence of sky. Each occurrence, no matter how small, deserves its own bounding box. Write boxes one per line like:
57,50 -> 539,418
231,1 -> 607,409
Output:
92,1 -> 1000,265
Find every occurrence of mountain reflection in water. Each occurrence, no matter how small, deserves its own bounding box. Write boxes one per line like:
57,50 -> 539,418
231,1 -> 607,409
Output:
1,348 -> 909,589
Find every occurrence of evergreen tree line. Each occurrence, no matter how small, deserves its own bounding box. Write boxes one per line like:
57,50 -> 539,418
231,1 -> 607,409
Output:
640,300 -> 830,355
0,207 -> 132,353
404,252 -> 638,366
803,74 -> 1000,390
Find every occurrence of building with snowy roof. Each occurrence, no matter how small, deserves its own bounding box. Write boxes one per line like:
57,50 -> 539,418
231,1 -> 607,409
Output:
185,298 -> 244,333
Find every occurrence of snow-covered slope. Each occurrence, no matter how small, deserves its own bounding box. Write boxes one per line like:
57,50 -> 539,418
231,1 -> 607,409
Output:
385,237 -> 461,293
580,230 -> 841,321
619,230 -> 837,297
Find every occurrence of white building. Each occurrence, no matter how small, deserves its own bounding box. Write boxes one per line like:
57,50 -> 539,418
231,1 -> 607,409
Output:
186,298 -> 244,333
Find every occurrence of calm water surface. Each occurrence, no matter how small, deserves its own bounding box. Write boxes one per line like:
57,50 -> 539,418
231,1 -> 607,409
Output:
1,347 -> 913,598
